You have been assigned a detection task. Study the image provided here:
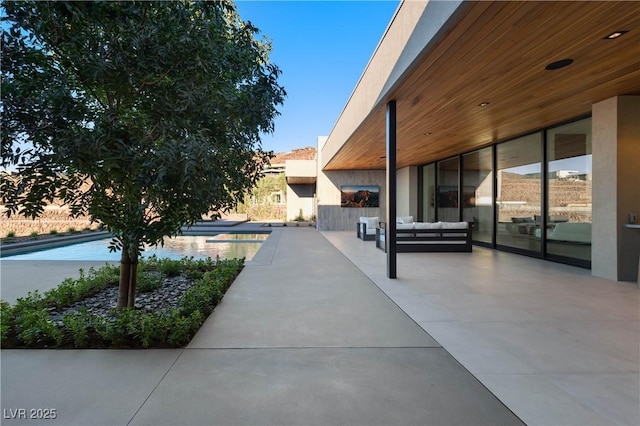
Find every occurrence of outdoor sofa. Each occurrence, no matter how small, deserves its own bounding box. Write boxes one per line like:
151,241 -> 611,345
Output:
375,220 -> 472,253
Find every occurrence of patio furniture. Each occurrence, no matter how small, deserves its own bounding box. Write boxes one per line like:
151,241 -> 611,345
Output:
375,221 -> 472,253
357,216 -> 379,241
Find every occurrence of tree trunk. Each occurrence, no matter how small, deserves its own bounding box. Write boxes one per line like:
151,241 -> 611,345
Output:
117,246 -> 140,309
117,248 -> 132,310
126,257 -> 138,308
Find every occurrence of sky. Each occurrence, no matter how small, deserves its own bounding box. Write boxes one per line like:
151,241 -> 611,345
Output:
234,0 -> 400,154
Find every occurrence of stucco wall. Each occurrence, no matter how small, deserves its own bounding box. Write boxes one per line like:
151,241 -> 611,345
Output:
397,166 -> 418,218
285,160 -> 317,179
316,169 -> 386,231
592,95 -> 640,282
286,184 -> 316,221
617,96 -> 640,282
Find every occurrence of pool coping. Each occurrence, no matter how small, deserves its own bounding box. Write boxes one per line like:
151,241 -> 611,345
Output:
0,231 -> 112,258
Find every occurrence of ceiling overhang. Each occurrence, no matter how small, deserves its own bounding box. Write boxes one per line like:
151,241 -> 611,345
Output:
323,0 -> 640,171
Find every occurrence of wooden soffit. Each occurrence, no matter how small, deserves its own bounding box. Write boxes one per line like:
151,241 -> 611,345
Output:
323,1 -> 640,171
286,176 -> 316,185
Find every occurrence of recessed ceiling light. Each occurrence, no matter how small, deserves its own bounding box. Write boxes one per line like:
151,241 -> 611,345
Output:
478,102 -> 490,107
545,59 -> 573,70
604,31 -> 628,39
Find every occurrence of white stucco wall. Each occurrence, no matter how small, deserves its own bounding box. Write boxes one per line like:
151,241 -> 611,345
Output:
285,160 -> 317,180
592,95 -> 640,282
397,166 -> 418,219
286,184 -> 315,222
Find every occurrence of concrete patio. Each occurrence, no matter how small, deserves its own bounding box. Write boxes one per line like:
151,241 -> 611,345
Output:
323,230 -> 640,426
1,226 -> 638,425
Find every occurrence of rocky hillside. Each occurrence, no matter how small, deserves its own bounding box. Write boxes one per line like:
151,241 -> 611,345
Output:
270,147 -> 316,164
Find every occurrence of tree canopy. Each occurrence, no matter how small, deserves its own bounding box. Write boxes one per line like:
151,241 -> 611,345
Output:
1,0 -> 286,307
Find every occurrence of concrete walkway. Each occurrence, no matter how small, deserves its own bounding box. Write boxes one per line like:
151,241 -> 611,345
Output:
1,228 -> 523,425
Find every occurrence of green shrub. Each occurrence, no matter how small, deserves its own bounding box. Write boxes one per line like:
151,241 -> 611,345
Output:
43,266 -> 119,307
168,310 -> 204,346
15,308 -> 63,347
94,308 -> 137,347
178,260 -> 242,317
6,231 -> 16,238
159,258 -> 183,277
49,229 -> 58,235
1,301 -> 15,346
45,278 -> 77,307
134,312 -> 168,348
12,290 -> 44,313
62,309 -> 92,347
179,279 -> 222,317
29,231 -> 39,239
180,256 -> 218,280
137,272 -> 164,293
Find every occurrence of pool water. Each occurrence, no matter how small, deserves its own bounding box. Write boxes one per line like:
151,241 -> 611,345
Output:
3,234 -> 269,261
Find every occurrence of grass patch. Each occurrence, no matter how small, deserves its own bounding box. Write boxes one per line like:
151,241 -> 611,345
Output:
1,257 -> 243,348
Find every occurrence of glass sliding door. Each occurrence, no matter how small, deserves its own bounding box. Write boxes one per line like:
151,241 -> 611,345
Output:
496,133 -> 542,253
546,118 -> 592,263
421,163 -> 436,222
436,157 -> 459,222
462,148 -> 493,244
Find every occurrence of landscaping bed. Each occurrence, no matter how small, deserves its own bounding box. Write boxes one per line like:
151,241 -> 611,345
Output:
0,256 -> 243,349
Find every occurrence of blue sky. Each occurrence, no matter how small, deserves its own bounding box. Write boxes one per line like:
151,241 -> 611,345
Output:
234,0 -> 399,154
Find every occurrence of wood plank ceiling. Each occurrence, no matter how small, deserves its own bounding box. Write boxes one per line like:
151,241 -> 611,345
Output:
323,1 -> 640,171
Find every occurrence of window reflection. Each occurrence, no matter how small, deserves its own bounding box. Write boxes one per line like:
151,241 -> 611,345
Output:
463,148 -> 493,244
422,164 -> 436,222
418,117 -> 592,267
437,157 -> 459,222
496,133 -> 542,253
545,118 -> 592,261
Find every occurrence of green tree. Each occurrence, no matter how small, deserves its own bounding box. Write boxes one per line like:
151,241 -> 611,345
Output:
1,1 -> 285,309
234,173 -> 286,220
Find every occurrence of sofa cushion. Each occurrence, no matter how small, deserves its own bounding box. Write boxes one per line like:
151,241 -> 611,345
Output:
396,216 -> 414,224
441,221 -> 468,229
360,217 -> 379,233
414,222 -> 441,237
360,216 -> 378,225
414,221 -> 442,230
396,223 -> 415,230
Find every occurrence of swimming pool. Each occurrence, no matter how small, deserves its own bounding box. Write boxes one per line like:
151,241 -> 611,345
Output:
3,234 -> 269,261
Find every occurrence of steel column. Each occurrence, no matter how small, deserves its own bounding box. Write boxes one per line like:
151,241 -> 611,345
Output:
386,100 -> 397,279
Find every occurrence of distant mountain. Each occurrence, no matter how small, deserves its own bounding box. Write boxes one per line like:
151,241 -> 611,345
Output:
270,147 -> 316,164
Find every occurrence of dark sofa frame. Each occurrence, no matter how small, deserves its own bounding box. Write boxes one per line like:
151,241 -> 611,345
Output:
375,222 -> 472,253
